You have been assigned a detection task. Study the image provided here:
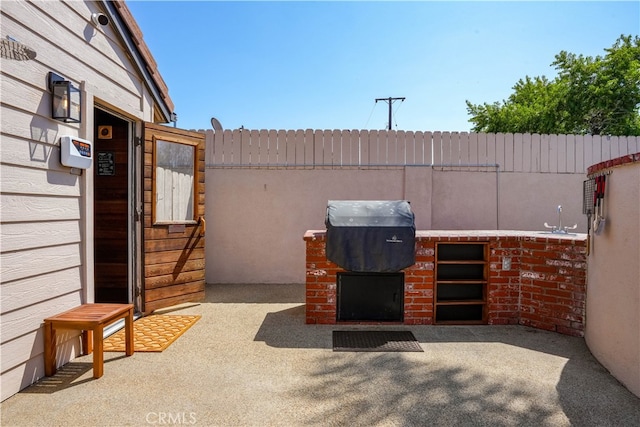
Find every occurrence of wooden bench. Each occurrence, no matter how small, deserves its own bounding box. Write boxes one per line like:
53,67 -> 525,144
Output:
44,303 -> 134,379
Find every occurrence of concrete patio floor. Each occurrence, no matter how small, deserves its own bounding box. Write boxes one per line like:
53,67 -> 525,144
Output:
2,283 -> 639,427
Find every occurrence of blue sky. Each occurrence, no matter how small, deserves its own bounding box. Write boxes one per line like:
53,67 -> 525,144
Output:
127,1 -> 640,132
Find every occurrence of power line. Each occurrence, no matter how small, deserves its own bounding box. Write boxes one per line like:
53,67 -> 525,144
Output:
392,99 -> 405,129
364,101 -> 378,129
375,97 -> 405,130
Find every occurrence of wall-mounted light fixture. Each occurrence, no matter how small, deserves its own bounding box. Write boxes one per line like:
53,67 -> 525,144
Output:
48,72 -> 81,123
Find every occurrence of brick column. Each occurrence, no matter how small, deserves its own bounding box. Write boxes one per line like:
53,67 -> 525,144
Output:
304,231 -> 337,324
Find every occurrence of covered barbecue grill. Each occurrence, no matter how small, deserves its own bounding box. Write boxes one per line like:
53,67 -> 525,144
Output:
325,200 -> 416,272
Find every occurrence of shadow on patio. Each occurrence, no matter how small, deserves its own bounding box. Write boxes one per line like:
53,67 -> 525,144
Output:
248,284 -> 639,426
2,283 -> 638,427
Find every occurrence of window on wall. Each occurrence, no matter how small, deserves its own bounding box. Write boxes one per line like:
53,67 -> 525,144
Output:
153,138 -> 196,224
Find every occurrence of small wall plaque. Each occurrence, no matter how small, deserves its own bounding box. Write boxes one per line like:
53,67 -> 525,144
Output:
168,224 -> 186,234
97,151 -> 115,176
98,125 -> 113,139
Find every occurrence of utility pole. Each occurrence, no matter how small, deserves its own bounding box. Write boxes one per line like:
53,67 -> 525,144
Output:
375,97 -> 405,130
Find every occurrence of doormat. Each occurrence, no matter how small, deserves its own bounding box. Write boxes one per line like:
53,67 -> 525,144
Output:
104,315 -> 200,352
332,330 -> 423,352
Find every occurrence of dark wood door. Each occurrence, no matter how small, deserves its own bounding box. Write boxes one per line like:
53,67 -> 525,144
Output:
142,123 -> 206,313
94,109 -> 130,303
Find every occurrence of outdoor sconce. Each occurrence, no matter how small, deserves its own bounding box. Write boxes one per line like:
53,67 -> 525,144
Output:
48,72 -> 81,123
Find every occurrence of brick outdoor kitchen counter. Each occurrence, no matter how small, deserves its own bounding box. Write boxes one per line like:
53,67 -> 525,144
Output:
304,230 -> 588,337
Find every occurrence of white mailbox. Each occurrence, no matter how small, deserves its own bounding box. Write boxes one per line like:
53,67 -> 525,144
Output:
60,136 -> 92,169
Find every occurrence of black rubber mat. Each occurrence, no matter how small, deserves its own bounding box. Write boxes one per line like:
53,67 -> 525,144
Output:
332,330 -> 423,352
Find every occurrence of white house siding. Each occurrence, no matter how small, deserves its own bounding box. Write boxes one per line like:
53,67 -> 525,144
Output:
1,0 -> 156,401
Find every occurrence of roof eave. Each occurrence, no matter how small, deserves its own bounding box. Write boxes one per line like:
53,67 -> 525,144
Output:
101,0 -> 176,124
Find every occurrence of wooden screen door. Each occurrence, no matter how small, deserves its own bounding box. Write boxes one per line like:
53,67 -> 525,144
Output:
141,122 -> 206,313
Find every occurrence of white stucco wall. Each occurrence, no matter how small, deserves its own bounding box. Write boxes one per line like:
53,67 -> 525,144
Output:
207,168 -> 406,284
206,167 -> 586,284
585,158 -> 640,397
497,172 -> 586,231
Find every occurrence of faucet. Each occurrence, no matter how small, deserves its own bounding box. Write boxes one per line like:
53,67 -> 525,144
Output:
544,205 -> 578,234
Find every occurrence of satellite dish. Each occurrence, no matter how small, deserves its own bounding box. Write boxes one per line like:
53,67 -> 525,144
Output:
210,117 -> 223,131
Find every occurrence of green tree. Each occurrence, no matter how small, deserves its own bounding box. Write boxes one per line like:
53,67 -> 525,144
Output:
466,35 -> 640,136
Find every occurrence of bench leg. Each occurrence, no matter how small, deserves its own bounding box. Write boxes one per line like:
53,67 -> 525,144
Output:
125,307 -> 134,357
44,322 -> 56,377
93,325 -> 104,379
82,330 -> 92,355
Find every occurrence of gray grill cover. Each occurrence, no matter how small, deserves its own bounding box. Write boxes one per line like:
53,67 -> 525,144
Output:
325,200 -> 416,272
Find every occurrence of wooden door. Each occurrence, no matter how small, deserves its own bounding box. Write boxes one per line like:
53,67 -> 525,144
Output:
142,123 -> 206,313
94,109 -> 130,303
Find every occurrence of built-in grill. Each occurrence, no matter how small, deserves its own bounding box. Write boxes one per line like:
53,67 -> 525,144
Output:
325,200 -> 416,273
325,200 -> 416,321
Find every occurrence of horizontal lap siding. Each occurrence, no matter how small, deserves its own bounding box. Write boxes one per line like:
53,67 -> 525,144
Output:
2,1 -> 143,111
0,292 -> 84,398
1,243 -> 82,283
1,221 -> 81,253
0,0 -> 149,400
0,178 -> 82,211
0,133 -> 85,398
1,163 -> 81,197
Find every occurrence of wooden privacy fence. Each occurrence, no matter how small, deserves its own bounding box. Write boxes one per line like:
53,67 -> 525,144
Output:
205,129 -> 639,173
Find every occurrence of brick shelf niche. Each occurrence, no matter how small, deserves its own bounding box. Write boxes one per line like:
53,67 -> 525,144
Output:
304,230 -> 587,337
